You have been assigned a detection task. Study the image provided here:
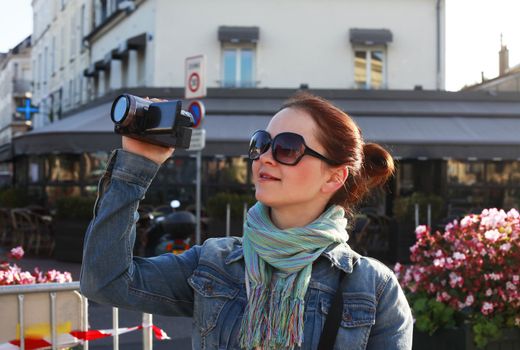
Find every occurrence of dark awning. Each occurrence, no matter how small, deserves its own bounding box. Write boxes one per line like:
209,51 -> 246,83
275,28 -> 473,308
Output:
350,28 -> 393,46
218,26 -> 260,43
0,142 -> 13,162
10,97 -> 520,160
12,103 -> 120,155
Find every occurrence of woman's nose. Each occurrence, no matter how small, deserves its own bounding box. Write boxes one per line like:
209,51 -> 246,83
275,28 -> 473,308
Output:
258,146 -> 276,165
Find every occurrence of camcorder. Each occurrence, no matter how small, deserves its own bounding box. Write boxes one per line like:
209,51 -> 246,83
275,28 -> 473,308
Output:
110,94 -> 194,148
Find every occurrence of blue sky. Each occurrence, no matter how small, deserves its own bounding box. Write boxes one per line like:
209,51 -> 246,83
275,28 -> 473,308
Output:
1,0 -> 519,91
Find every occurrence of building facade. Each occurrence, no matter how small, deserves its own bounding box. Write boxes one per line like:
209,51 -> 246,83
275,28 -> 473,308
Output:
0,36 -> 33,183
29,0 -> 446,128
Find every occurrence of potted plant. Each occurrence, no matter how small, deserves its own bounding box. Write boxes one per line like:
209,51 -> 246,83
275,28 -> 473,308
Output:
52,196 -> 96,262
394,208 -> 520,349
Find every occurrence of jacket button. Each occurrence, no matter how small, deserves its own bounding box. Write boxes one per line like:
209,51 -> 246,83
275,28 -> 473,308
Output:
205,283 -> 213,293
344,313 -> 352,321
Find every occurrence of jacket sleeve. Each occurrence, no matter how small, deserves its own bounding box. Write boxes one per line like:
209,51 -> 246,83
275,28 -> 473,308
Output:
367,272 -> 414,350
80,149 -> 199,317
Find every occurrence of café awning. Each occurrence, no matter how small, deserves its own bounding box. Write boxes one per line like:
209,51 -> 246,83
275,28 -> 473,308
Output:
12,102 -> 119,156
10,90 -> 520,160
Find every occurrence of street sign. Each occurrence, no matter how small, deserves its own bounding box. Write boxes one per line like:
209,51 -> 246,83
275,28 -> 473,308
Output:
185,55 -> 206,99
187,100 -> 205,128
188,129 -> 206,151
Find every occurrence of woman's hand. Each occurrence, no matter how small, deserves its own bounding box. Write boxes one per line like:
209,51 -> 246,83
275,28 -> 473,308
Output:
122,136 -> 174,165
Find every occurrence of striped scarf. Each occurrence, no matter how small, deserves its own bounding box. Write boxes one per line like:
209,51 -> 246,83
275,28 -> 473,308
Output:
239,202 -> 349,349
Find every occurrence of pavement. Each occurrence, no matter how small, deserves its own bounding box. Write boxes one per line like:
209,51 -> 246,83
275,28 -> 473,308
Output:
4,253 -> 193,350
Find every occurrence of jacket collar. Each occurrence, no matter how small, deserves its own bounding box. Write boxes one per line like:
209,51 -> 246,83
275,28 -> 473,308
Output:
225,238 -> 359,274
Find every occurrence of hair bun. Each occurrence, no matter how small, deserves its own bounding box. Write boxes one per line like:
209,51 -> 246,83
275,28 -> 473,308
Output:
362,143 -> 395,188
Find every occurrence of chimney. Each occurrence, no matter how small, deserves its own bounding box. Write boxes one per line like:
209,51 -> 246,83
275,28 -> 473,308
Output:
499,34 -> 509,76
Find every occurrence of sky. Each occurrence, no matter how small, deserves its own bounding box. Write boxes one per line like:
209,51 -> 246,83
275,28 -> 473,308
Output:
0,0 -> 519,91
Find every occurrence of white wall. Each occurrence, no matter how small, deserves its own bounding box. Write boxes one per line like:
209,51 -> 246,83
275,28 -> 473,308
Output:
89,0 -> 156,86
152,0 -> 443,90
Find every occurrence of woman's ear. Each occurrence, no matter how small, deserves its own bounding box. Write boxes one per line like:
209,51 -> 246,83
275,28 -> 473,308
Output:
321,166 -> 349,194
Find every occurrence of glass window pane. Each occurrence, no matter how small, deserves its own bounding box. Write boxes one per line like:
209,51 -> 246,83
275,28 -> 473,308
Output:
447,160 -> 485,186
511,161 -> 520,183
370,51 -> 384,89
154,157 -> 196,185
486,162 -> 509,185
223,49 -> 237,87
354,51 -> 367,88
49,155 -> 80,182
240,49 -> 254,87
83,152 -> 108,183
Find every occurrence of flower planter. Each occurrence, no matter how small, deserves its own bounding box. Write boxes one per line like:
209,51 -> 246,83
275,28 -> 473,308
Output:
413,326 -> 520,350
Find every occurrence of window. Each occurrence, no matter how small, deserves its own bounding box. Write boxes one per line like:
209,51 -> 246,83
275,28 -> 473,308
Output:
51,36 -> 56,74
43,47 -> 48,88
80,4 -> 86,50
222,46 -> 255,88
100,0 -> 108,23
38,53 -> 42,91
70,16 -> 76,60
60,26 -> 65,68
354,48 -> 385,89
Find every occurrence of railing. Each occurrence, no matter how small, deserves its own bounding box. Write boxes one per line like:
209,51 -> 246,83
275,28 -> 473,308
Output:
0,282 -> 155,350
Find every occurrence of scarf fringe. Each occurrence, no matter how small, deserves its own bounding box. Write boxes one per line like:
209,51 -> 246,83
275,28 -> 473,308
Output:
239,284 -> 269,349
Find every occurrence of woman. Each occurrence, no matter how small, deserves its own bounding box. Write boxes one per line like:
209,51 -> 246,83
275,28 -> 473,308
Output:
80,93 -> 413,349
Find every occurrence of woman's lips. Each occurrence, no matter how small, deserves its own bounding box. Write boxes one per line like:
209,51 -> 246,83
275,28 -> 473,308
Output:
258,172 -> 281,181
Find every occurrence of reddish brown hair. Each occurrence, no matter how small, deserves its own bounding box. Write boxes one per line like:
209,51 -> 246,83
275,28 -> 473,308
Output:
281,92 -> 395,218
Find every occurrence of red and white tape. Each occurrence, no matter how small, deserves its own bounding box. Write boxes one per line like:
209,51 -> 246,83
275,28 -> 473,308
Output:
0,324 -> 170,350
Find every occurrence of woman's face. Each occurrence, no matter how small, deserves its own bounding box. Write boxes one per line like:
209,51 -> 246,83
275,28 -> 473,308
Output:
252,107 -> 335,211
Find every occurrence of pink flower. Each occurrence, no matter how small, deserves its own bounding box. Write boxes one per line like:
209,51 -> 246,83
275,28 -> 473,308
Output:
8,246 -> 24,260
453,252 -> 466,260
481,209 -> 507,229
507,208 -> 519,219
433,258 -> 445,268
449,272 -> 463,288
484,229 -> 500,242
460,216 -> 473,228
481,302 -> 494,315
500,243 -> 511,252
465,294 -> 474,306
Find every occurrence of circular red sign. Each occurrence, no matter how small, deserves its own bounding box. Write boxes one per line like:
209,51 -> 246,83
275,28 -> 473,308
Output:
188,72 -> 200,93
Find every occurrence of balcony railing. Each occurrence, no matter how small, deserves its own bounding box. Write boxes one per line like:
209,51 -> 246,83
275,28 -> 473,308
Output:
12,79 -> 32,95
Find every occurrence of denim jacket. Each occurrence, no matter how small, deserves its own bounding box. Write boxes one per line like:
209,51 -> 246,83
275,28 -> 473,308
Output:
80,150 -> 413,350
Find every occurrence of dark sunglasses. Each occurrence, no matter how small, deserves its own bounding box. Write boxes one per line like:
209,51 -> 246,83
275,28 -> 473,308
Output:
248,130 -> 341,166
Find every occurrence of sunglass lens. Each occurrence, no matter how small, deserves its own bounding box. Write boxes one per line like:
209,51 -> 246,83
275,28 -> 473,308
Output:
273,133 -> 304,165
249,131 -> 270,160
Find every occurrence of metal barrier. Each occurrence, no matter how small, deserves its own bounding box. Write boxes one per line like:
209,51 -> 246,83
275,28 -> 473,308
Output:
0,282 -> 155,350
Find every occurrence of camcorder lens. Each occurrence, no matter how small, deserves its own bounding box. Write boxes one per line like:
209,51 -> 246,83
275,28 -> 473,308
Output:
112,95 -> 129,123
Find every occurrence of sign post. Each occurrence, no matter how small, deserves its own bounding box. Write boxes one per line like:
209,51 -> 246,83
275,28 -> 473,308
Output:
185,55 -> 207,245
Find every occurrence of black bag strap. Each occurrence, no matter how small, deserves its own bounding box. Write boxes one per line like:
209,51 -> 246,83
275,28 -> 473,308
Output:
318,251 -> 360,350
317,271 -> 346,350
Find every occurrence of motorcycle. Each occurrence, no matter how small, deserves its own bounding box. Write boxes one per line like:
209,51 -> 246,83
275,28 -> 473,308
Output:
136,200 -> 196,257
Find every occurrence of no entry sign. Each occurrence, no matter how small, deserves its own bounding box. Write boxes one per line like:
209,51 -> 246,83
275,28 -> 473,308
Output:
185,55 -> 206,99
